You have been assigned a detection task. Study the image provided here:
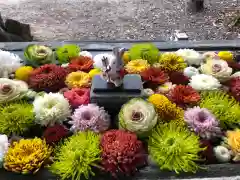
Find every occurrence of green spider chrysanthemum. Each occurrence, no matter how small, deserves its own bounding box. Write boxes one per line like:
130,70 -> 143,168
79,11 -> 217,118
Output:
148,121 -> 203,174
0,101 -> 34,136
50,131 -> 101,180
200,91 -> 240,129
56,44 -> 80,64
119,98 -> 158,137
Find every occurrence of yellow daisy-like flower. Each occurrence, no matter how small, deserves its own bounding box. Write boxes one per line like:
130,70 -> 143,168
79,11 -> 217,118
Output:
226,129 -> 240,154
88,68 -> 102,78
122,51 -> 131,64
65,71 -> 91,88
125,59 -> 150,74
218,51 -> 234,61
15,66 -> 34,81
148,94 -> 185,126
158,52 -> 187,72
4,138 -> 52,174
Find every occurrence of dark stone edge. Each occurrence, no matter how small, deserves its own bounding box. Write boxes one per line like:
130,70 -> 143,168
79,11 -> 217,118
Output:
0,39 -> 240,51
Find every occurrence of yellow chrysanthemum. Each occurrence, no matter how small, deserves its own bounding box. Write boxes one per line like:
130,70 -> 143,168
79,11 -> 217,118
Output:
125,59 -> 150,74
226,129 -> 240,154
65,71 -> 91,88
15,66 -> 34,81
4,138 -> 52,174
218,51 -> 234,61
88,68 -> 102,78
148,94 -> 185,125
122,51 -> 131,64
158,52 -> 187,72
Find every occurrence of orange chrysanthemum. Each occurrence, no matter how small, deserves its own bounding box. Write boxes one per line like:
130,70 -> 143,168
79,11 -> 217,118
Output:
67,56 -> 94,73
140,67 -> 169,85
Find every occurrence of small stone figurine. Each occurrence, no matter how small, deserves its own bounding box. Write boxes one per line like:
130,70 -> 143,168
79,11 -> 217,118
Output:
101,47 -> 125,87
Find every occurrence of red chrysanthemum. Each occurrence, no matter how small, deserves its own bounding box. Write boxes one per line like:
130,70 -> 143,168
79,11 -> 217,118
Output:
67,56 -> 94,73
140,67 -> 169,85
100,130 -> 147,177
169,85 -> 201,107
63,88 -> 90,108
169,71 -> 189,85
227,61 -> 240,72
43,124 -> 69,145
28,64 -> 67,92
229,77 -> 240,102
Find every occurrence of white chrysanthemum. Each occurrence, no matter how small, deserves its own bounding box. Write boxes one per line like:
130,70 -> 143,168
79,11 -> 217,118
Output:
214,146 -> 231,163
79,51 -> 93,59
189,74 -> 221,91
176,49 -> 203,66
0,134 -> 8,166
93,53 -> 115,69
0,50 -> 23,78
183,66 -> 199,78
33,92 -> 71,126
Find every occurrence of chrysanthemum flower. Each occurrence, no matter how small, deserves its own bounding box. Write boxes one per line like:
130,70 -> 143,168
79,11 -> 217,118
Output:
125,59 -> 150,74
28,64 -> 67,92
0,134 -> 9,167
33,93 -> 71,126
69,104 -> 110,133
101,130 -> 147,177
119,98 -> 158,137
50,131 -> 101,180
148,121 -> 203,173
79,51 -> 93,59
64,88 -> 90,108
183,66 -> 199,78
140,67 -> 169,85
4,138 -> 52,174
224,129 -> 240,162
65,71 -> 91,88
67,56 -> 94,73
56,44 -> 80,64
184,106 -> 221,139
158,52 -> 187,72
15,66 -> 34,81
93,53 -> 115,69
176,49 -> 203,66
218,51 -> 234,61
228,77 -> 240,102
227,61 -> 240,71
88,68 -> 102,78
156,82 -> 176,94
213,146 -> 231,163
169,71 -> 190,85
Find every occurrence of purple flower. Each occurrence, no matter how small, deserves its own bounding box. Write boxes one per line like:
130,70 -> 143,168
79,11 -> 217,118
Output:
69,104 -> 110,133
184,106 -> 221,140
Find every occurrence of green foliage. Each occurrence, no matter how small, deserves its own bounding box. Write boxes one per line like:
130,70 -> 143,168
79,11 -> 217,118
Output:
0,101 -> 34,136
50,131 -> 101,180
200,91 -> 240,129
129,43 -> 160,64
148,121 -> 203,173
56,44 -> 80,64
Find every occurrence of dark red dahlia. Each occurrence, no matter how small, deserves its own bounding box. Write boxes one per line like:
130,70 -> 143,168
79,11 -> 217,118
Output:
43,124 -> 69,145
169,71 -> 189,85
140,67 -> 169,85
28,64 -> 67,92
229,77 -> 240,102
67,56 -> 93,73
100,130 -> 147,177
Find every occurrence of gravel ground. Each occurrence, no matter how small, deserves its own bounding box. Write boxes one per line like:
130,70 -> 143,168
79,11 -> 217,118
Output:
0,0 -> 239,41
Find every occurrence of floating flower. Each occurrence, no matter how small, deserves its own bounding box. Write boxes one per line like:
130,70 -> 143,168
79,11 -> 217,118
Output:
200,91 -> 240,129
231,71 -> 240,78
169,85 -> 201,107
125,59 -> 150,74
15,66 -> 34,81
0,134 -> 9,167
228,77 -> 240,101
119,98 -> 158,137
156,82 -> 176,94
143,88 -> 155,97
33,93 -> 71,126
28,64 -> 67,92
56,44 -> 80,64
0,101 -> 34,136
67,56 -> 94,73
0,78 -> 29,103
148,121 -> 203,173
227,61 -> 240,71
189,74 -> 221,91
79,51 -> 93,59
176,49 -> 203,66
64,88 -> 90,108
4,138 -> 52,174
169,71 -> 190,85
0,50 -> 23,78
158,52 -> 187,72
218,51 -> 234,61
183,66 -> 199,78
43,124 -> 69,145
148,94 -> 184,125
200,59 -> 232,82
93,53 -> 115,69
184,107 -> 221,139
213,146 -> 231,163
65,71 -> 91,88
200,140 -> 216,164
69,104 -> 110,133
24,45 -> 55,66
140,67 -> 169,84
202,52 -> 218,61
50,131 -> 101,180
122,51 -> 131,64
224,129 -> 240,162
101,130 -> 147,177
88,68 -> 102,78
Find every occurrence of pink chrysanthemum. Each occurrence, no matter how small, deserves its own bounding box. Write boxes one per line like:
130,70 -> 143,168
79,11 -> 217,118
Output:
69,104 -> 110,133
184,106 -> 221,140
64,88 -> 90,108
